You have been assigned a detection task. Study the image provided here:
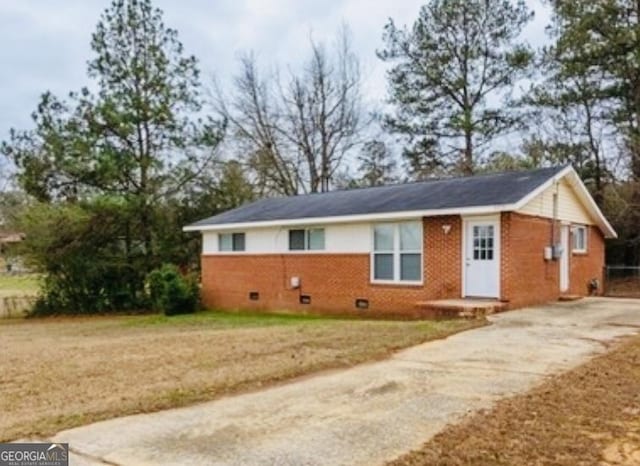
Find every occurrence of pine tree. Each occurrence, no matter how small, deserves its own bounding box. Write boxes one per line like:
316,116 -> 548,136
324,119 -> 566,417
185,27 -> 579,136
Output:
378,0 -> 533,177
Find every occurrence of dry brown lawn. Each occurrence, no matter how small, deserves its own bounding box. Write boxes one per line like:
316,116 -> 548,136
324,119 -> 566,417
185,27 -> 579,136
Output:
389,334 -> 640,466
0,311 -> 481,441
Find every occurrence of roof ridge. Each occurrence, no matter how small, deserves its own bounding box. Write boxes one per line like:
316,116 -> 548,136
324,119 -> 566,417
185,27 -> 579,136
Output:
262,165 -> 569,200
186,165 -> 570,229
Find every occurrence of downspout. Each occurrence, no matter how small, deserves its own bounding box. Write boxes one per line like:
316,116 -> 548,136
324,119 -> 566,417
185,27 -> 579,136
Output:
276,226 -> 289,290
276,226 -> 302,298
551,180 -> 559,257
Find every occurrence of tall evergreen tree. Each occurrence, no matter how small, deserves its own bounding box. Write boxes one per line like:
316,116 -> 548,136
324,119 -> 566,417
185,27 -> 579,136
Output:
546,0 -> 640,177
378,0 -> 533,177
2,0 -> 225,262
1,0 -> 226,312
545,0 -> 640,264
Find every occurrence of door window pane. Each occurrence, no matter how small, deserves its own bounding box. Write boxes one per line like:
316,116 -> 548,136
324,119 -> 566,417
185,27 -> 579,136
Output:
289,229 -> 305,250
400,222 -> 421,250
472,224 -> 495,261
400,253 -> 421,281
374,225 -> 394,251
374,254 -> 394,280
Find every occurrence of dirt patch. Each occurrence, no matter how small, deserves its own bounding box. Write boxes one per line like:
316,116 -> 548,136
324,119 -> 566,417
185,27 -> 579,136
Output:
606,277 -> 640,298
0,312 -> 481,441
0,296 -> 36,318
388,334 -> 640,466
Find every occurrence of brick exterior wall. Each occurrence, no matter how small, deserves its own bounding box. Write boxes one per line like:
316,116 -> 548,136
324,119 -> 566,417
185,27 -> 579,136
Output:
569,225 -> 605,296
501,212 -> 560,308
501,212 -> 605,309
201,216 -> 462,318
200,213 -> 606,317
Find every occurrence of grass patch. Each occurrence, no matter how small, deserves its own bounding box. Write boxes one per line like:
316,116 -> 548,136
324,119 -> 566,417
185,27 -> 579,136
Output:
388,334 -> 640,466
0,311 -> 484,441
122,309 -> 344,328
0,274 -> 40,296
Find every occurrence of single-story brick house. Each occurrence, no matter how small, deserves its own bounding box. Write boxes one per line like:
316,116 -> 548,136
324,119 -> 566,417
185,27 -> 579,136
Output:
185,166 -> 616,317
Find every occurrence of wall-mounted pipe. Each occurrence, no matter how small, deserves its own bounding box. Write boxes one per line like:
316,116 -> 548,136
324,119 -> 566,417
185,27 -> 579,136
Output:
551,180 -> 560,259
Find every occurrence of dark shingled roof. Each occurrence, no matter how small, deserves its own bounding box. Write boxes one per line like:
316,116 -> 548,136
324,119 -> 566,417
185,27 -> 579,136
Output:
188,166 -> 567,228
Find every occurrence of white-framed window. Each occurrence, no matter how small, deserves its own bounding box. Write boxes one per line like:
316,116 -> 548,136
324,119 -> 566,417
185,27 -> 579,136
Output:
288,228 -> 325,251
219,232 -> 245,252
372,221 -> 422,284
572,225 -> 587,253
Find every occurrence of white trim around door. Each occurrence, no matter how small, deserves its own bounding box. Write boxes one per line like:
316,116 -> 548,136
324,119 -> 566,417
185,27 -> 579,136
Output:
462,215 -> 501,299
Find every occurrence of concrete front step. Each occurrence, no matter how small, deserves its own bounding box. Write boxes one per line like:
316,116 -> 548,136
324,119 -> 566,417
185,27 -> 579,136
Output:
415,299 -> 508,319
558,295 -> 583,302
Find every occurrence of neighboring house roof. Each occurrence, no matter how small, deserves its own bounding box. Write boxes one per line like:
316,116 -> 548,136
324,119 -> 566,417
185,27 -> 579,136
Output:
0,232 -> 25,244
185,165 -> 617,238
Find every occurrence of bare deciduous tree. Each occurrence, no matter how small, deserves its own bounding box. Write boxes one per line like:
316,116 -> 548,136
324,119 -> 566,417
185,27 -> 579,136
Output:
215,26 -> 366,195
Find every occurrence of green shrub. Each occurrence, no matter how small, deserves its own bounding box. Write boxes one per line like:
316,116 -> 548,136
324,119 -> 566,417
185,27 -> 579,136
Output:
19,202 -> 148,316
146,264 -> 199,316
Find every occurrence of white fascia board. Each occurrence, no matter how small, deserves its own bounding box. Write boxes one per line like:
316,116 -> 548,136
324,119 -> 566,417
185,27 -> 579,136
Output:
182,204 -> 512,233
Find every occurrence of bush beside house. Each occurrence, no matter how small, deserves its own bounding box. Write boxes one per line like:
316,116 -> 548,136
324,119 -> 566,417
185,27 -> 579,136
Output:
147,264 -> 200,316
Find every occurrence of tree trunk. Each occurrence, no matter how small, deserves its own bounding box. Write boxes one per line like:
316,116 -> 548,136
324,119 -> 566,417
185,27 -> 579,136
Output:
463,129 -> 474,176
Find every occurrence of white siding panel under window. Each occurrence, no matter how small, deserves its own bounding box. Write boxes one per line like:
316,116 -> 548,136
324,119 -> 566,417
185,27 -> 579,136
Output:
249,228 -> 289,252
202,223 -> 372,254
325,223 -> 371,253
517,179 -> 594,225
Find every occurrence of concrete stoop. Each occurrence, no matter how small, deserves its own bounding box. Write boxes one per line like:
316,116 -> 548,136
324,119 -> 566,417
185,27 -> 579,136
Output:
415,299 -> 508,319
558,295 -> 583,302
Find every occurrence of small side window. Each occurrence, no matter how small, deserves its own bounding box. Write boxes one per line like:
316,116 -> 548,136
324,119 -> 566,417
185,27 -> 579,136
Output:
571,225 -> 587,253
219,232 -> 245,252
219,233 -> 233,252
289,230 -> 306,250
289,228 -> 325,251
232,233 -> 245,251
307,229 -> 325,250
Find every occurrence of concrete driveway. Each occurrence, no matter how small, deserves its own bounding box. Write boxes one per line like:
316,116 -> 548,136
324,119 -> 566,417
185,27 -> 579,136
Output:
56,298 -> 640,466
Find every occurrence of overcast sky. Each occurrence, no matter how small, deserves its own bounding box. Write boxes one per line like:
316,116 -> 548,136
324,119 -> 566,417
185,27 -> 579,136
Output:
0,0 -> 551,141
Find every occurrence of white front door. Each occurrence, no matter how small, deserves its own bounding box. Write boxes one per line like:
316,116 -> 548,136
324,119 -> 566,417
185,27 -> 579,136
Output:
560,225 -> 570,292
464,219 -> 500,298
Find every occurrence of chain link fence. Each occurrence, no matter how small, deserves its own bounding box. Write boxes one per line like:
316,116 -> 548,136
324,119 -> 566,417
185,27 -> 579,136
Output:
604,266 -> 640,298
